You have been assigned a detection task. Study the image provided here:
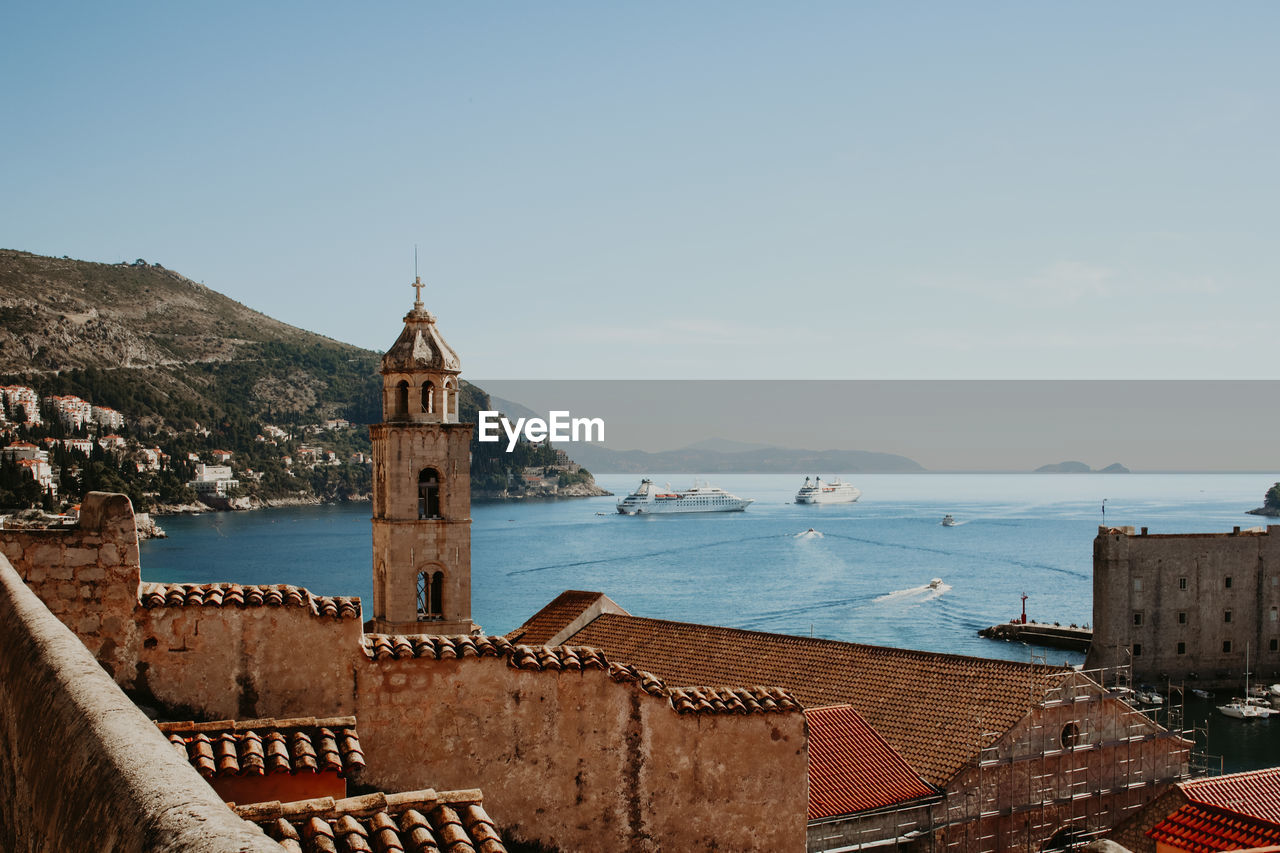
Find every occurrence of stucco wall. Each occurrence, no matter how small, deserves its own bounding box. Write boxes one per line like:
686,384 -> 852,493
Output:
354,655 -> 809,852
0,492 -> 141,681
136,602 -> 360,720
1088,526 -> 1280,686
0,553 -> 279,853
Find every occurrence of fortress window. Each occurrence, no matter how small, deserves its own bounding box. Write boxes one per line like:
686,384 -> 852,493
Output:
1177,642 -> 1186,655
1179,577 -> 1188,590
1133,577 -> 1144,592
395,380 -> 409,415
418,468 -> 441,518
1224,610 -> 1232,623
1060,722 -> 1080,749
1272,639 -> 1279,652
1223,640 -> 1233,653
1272,607 -> 1278,623
1178,611 -> 1187,625
1225,576 -> 1233,589
421,381 -> 435,413
1132,644 -> 1142,657
1133,612 -> 1143,627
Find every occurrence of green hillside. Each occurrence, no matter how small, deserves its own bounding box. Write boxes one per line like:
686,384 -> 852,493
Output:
0,250 -> 588,512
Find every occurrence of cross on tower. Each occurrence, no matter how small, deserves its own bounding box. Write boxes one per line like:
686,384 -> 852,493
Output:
412,275 -> 424,307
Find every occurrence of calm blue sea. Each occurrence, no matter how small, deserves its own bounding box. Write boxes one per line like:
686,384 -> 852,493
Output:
140,472 -> 1278,772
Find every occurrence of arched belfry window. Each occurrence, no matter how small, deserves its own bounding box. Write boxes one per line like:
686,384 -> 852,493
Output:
445,379 -> 458,418
418,468 -> 441,519
395,380 -> 409,416
421,380 -> 435,414
417,569 -> 444,619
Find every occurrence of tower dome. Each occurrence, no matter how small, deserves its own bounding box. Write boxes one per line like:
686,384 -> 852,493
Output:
379,276 -> 461,424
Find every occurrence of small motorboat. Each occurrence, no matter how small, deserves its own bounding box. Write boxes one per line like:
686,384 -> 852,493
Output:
942,514 -> 957,527
928,578 -> 944,589
1191,688 -> 1213,700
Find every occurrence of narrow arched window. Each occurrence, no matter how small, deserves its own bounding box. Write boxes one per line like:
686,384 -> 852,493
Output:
416,571 -> 428,617
395,380 -> 409,415
418,468 -> 441,518
431,571 -> 443,617
421,381 -> 434,413
445,379 -> 458,419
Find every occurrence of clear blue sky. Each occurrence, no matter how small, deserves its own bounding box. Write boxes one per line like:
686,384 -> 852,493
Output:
3,2 -> 1276,379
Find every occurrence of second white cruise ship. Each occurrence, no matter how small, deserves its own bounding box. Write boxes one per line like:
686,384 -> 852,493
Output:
794,476 -> 861,505
616,478 -> 753,514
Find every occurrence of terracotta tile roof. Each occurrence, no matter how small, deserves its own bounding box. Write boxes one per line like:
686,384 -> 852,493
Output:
1148,802 -> 1280,852
1183,767 -> 1280,824
362,634 -> 802,716
507,590 -> 609,644
239,789 -> 506,853
805,705 -> 938,820
158,717 -> 365,779
139,582 -> 361,620
556,611 -> 1067,786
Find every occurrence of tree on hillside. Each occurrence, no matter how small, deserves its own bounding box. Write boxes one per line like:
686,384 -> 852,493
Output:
1266,482 -> 1280,511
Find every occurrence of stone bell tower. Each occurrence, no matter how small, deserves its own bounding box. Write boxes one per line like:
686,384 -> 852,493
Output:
369,276 -> 476,635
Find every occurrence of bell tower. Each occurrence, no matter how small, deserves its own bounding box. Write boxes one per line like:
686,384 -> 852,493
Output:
369,276 -> 476,635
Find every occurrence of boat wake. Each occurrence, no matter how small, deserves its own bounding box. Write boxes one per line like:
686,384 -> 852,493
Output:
875,579 -> 951,602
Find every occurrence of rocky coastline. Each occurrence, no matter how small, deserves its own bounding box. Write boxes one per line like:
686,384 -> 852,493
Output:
1247,506 -> 1280,517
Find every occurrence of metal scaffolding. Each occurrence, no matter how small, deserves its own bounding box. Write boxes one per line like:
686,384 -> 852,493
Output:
936,663 -> 1192,853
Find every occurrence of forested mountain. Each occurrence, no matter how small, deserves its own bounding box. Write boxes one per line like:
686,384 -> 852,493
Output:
0,250 -> 597,512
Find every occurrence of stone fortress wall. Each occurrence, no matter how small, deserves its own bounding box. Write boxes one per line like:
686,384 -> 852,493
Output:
1087,525 -> 1280,688
0,492 -> 809,852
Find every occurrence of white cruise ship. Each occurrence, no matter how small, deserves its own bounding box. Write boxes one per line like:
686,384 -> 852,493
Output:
616,478 -> 753,514
794,476 -> 861,505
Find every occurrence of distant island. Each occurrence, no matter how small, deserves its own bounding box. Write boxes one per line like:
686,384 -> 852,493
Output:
1247,482 -> 1280,518
1034,461 -> 1130,473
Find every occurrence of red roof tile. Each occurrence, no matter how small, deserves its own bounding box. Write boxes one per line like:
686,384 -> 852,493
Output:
158,717 -> 365,779
805,705 -> 938,819
361,634 -> 802,717
554,610 -> 1067,786
508,590 -> 611,644
1184,767 -> 1280,824
1148,802 -> 1280,852
139,583 -> 360,620
239,789 -> 506,853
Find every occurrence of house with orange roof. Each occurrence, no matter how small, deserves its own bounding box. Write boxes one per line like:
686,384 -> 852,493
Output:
1108,767 -> 1280,853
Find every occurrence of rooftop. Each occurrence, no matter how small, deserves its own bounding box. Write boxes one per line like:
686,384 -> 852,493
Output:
805,705 -> 938,820
238,789 -> 506,853
526,604 -> 1067,786
158,716 -> 365,779
1183,767 -> 1280,826
1148,802 -> 1280,853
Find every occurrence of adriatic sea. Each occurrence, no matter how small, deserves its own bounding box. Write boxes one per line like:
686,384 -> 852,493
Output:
141,472 -> 1279,773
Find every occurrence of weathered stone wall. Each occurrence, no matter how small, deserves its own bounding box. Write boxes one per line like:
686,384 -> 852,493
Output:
0,553 -> 279,853
1087,526 -> 1280,686
0,491 -> 141,681
136,602 -> 360,720
354,654 -> 809,852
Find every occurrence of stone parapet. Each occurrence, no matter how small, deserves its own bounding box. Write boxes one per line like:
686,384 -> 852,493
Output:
0,552 -> 279,853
